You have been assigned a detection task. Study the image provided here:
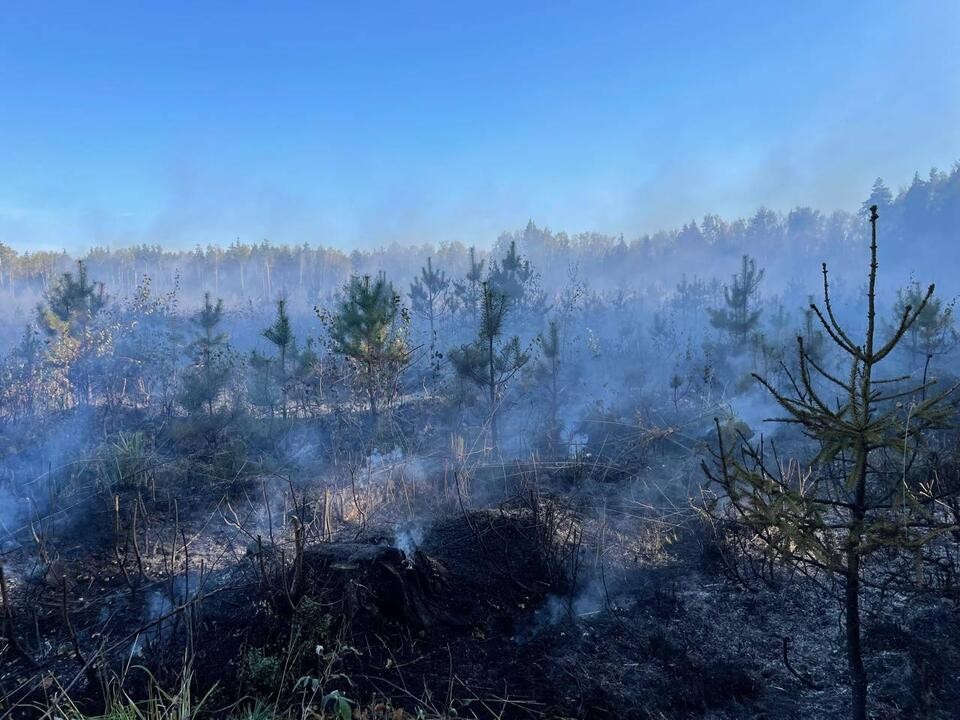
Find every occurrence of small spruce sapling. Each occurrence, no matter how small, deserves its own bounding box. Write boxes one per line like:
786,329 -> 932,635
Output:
703,207 -> 958,720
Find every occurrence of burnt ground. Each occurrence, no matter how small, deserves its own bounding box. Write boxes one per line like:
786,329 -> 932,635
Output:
192,506 -> 960,720
1,476 -> 959,719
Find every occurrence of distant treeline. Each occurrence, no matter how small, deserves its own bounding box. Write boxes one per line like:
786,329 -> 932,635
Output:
0,164 -> 957,311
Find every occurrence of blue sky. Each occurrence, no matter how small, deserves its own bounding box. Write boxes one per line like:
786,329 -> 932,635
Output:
1,2 -> 958,251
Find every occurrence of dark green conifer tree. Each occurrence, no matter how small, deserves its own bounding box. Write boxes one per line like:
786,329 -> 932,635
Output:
35,260 -> 108,405
708,254 -> 764,344
181,292 -> 231,418
263,298 -> 295,419
487,240 -> 547,316
37,260 -> 107,335
449,282 -> 529,451
320,274 -> 409,422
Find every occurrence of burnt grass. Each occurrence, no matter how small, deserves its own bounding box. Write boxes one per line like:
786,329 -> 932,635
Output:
2,471 -> 960,720
157,508 -> 770,720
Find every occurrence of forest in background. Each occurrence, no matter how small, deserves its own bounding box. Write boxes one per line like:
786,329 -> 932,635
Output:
0,166 -> 958,321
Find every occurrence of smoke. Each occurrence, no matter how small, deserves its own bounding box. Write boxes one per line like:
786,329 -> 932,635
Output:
515,578 -> 609,643
393,523 -> 425,559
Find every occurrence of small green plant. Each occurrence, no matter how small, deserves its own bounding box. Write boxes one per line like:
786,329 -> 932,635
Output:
98,431 -> 158,491
292,676 -> 354,719
320,690 -> 354,720
46,665 -> 214,720
242,648 -> 283,691
235,701 -> 280,720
